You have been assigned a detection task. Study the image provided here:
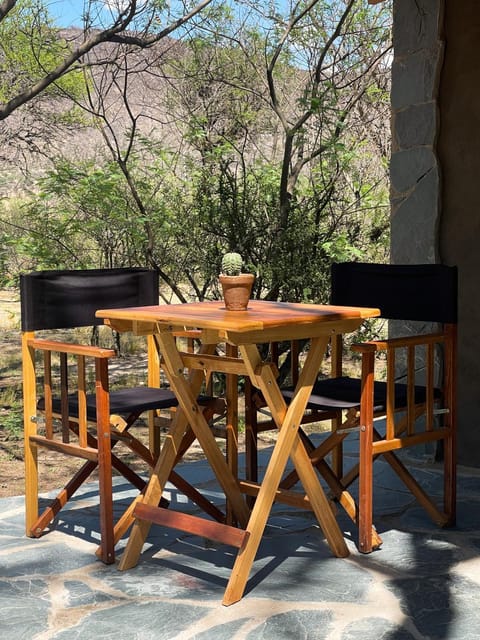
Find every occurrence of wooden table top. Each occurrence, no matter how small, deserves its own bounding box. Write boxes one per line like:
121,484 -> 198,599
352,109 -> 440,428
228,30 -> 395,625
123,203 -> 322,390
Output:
96,300 -> 380,344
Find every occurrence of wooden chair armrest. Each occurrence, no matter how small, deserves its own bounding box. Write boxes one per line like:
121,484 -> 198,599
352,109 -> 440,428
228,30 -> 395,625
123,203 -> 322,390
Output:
27,338 -> 116,359
351,332 -> 446,353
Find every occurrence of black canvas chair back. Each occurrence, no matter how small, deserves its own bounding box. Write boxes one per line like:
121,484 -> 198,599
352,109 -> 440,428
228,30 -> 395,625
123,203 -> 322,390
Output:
331,262 -> 457,324
21,267 -> 158,331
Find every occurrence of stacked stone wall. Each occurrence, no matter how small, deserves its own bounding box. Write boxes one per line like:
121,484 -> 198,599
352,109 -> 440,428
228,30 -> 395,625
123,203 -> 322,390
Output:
390,0 -> 444,264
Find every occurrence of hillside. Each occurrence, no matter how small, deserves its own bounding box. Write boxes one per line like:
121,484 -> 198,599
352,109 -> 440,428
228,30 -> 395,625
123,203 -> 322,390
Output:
0,28 -> 188,196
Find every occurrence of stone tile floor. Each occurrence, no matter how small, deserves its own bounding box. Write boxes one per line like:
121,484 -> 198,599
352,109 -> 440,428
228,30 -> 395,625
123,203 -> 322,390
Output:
2,436 -> 480,639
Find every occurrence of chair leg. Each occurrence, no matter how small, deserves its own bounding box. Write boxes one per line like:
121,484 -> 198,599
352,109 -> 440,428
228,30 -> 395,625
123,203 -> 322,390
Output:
23,333 -> 40,537
244,379 -> 259,484
24,438 -> 39,537
358,351 -> 375,554
97,464 -> 114,563
95,360 -> 115,564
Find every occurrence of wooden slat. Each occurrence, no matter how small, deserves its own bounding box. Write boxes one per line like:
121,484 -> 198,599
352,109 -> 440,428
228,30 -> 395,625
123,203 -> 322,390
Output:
290,340 -> 299,386
224,317 -> 366,345
356,333 -> 445,351
173,352 -> 249,376
329,333 -> 344,476
44,350 -> 53,439
407,345 -> 415,435
225,343 -> 238,525
27,338 -> 115,358
386,347 -> 395,440
372,428 -> 449,454
134,503 -> 247,548
30,435 -> 99,460
239,480 -> 312,509
330,333 -> 343,377
60,353 -> 69,443
426,342 -> 435,430
147,333 -> 161,457
77,355 -> 88,448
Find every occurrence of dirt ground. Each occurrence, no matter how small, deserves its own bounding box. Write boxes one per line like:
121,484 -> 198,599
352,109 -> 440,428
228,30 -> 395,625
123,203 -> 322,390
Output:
0,288 -> 24,497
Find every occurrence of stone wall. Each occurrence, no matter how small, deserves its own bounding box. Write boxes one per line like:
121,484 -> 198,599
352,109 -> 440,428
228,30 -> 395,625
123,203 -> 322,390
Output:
390,0 -> 444,265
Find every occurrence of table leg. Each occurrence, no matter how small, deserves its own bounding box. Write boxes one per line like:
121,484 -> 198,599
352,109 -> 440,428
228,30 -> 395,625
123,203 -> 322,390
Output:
156,329 -> 250,527
223,338 -> 348,606
225,344 -> 239,525
119,331 -> 252,572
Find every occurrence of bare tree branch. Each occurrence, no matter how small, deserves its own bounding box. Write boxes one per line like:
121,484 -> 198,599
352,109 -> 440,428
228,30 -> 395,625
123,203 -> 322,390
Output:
0,0 -> 213,121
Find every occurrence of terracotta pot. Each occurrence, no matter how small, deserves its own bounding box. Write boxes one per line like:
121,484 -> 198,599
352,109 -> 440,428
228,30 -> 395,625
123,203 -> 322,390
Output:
219,273 -> 255,311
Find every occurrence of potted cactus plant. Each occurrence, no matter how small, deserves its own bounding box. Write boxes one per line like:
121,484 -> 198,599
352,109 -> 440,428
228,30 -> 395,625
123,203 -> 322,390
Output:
219,252 -> 255,311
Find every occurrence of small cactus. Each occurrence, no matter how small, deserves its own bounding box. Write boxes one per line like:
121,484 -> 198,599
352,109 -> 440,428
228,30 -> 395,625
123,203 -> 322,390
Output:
221,252 -> 243,276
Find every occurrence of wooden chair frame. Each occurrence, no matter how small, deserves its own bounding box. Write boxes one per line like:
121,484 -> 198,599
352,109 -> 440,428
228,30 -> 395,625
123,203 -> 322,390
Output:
20,268 -> 227,564
22,336 -> 118,563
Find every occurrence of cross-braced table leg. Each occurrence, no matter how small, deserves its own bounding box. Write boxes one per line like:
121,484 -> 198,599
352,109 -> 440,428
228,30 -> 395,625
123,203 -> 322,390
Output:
120,331 -> 348,607
223,338 -> 349,605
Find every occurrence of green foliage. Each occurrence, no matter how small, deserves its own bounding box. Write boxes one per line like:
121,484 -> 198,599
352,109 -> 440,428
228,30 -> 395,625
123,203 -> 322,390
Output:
0,390 -> 23,441
11,148 -> 176,270
0,0 -> 85,102
1,0 -> 392,305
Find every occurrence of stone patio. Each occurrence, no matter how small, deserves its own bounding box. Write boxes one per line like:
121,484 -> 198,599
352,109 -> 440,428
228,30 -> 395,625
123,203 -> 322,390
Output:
2,435 -> 480,639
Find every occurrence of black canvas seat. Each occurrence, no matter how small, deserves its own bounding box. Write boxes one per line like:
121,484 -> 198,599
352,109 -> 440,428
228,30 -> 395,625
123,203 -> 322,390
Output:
37,388 -> 216,421
282,376 -> 442,413
37,387 -> 177,420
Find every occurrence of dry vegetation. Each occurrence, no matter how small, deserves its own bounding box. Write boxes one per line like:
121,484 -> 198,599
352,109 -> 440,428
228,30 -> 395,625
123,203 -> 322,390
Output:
0,289 -> 25,496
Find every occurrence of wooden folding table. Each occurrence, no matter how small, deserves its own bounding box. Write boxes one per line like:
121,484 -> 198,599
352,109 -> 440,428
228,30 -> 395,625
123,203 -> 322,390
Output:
96,300 -> 379,605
